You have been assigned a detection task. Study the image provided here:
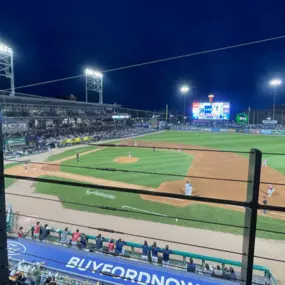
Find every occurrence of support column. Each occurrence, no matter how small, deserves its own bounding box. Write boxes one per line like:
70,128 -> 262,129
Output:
241,148 -> 262,285
0,111 -> 9,283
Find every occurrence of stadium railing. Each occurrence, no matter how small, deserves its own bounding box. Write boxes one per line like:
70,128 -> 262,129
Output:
6,204 -> 13,233
40,227 -> 274,282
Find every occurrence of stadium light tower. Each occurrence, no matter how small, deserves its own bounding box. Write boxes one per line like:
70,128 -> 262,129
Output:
269,78 -> 282,120
85,68 -> 103,103
180,85 -> 190,124
0,43 -> 15,96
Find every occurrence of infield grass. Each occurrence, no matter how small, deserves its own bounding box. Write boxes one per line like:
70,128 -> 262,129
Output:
35,175 -> 285,240
61,147 -> 193,188
47,146 -> 96,162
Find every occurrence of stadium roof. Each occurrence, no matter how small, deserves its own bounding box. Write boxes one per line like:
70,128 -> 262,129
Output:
0,91 -> 119,108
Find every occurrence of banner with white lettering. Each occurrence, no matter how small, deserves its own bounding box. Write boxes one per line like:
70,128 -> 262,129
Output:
7,239 -> 237,285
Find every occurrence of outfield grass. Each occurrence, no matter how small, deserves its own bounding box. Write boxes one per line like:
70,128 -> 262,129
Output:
137,131 -> 285,175
46,146 -> 96,162
61,147 -> 193,187
35,175 -> 285,240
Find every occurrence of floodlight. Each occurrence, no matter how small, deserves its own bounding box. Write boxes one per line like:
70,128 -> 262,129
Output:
269,78 -> 282,86
180,85 -> 190,94
85,68 -> 103,77
0,43 -> 13,54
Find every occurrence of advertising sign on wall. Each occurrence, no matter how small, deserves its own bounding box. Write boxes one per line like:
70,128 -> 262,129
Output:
261,130 -> 272,135
8,239 -> 238,285
4,137 -> 26,146
2,122 -> 28,134
262,120 -> 277,125
249,129 -> 260,134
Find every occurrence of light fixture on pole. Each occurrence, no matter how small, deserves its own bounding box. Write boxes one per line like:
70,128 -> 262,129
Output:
269,78 -> 282,120
0,43 -> 15,96
84,68 -> 103,103
180,85 -> 190,124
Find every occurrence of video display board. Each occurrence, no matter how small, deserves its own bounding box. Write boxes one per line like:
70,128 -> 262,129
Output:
192,102 -> 230,120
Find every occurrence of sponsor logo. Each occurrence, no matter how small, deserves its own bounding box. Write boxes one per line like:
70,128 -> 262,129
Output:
261,130 -> 272,135
7,241 -> 26,256
66,257 -> 203,285
85,189 -> 116,200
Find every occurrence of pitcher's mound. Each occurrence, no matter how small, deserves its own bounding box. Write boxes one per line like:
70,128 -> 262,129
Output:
114,157 -> 139,163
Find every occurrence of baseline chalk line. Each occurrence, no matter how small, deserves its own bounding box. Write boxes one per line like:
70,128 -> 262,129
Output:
122,205 -> 168,217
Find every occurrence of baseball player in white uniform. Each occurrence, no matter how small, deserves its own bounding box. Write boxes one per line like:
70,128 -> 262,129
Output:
185,181 -> 192,196
262,159 -> 268,167
267,184 -> 275,197
128,151 -> 132,158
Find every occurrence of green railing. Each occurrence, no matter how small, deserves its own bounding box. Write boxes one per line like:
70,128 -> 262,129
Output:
45,227 -> 275,282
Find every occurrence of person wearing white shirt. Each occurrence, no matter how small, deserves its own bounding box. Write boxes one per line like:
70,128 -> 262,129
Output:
185,181 -> 192,196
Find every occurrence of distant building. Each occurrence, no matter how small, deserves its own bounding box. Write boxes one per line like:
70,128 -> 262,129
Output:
250,105 -> 285,125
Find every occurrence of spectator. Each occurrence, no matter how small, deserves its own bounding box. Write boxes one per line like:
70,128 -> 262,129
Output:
108,238 -> 115,253
49,276 -> 57,284
33,222 -> 41,240
187,258 -> 196,273
40,224 -> 49,242
71,229 -> 81,246
17,227 -> 24,238
60,228 -> 69,244
151,242 -> 159,263
214,265 -> 223,277
80,234 -> 88,249
95,234 -> 105,251
162,245 -> 172,267
141,240 -> 149,261
229,267 -> 236,280
203,263 -> 213,276
115,239 -> 126,254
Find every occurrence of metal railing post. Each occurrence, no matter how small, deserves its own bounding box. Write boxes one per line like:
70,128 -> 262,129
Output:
0,110 -> 9,283
241,148 -> 262,285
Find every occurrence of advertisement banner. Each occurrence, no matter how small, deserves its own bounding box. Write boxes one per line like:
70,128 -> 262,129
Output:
227,129 -> 236,132
7,239 -> 237,285
4,138 -> 26,146
202,128 -> 212,132
2,122 -> 28,134
211,128 -> 220,132
261,130 -> 272,135
249,129 -> 260,134
219,129 -> 228,132
235,129 -> 245,133
271,130 -> 282,135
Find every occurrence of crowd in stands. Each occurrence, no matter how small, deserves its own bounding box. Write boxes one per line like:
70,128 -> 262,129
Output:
4,124 -> 154,158
9,221 -> 239,284
172,121 -> 285,130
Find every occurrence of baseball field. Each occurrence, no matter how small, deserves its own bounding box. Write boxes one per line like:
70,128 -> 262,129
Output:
5,131 -> 285,240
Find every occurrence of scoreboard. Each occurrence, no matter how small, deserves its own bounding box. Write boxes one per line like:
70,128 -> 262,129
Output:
192,102 -> 230,120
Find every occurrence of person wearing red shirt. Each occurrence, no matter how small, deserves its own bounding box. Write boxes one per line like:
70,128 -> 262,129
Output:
108,238 -> 115,252
17,227 -> 24,238
33,222 -> 40,240
71,229 -> 81,246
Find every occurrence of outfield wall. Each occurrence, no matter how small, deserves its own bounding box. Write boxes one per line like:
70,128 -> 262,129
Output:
172,127 -> 285,135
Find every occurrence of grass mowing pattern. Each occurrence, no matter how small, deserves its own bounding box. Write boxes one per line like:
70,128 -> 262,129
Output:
137,131 -> 285,175
47,146 -> 96,162
61,147 -> 193,188
35,175 -> 285,240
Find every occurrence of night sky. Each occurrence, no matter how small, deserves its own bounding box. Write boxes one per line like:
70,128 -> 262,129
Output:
1,0 -> 285,117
